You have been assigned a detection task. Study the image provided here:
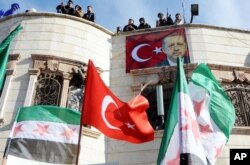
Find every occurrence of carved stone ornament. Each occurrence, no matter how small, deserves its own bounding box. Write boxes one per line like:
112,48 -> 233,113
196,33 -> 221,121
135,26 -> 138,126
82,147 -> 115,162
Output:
45,60 -> 59,72
31,54 -> 88,75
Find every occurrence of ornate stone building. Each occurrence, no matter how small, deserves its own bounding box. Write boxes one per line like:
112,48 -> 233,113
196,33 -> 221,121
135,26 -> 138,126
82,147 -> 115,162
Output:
0,13 -> 249,165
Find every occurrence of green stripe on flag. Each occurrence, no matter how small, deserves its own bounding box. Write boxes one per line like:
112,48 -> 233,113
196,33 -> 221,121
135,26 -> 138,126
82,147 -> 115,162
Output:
17,105 -> 81,125
0,24 -> 23,90
190,64 -> 235,139
157,57 -> 185,165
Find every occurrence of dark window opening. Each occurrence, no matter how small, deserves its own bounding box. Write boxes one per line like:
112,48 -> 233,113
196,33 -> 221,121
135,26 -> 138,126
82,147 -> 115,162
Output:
67,73 -> 84,112
141,84 -> 174,130
33,73 -> 63,106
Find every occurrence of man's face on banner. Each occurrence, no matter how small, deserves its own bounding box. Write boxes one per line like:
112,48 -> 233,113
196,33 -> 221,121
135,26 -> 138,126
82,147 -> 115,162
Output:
162,34 -> 187,60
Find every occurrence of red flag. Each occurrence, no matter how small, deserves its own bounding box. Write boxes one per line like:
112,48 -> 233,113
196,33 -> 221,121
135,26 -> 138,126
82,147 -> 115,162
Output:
82,60 -> 154,143
126,28 -> 189,72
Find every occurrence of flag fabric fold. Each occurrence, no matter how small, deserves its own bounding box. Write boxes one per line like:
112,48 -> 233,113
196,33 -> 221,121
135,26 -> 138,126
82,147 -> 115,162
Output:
5,105 -> 81,165
0,24 -> 23,91
82,60 -> 154,143
188,63 -> 236,164
157,58 -> 235,165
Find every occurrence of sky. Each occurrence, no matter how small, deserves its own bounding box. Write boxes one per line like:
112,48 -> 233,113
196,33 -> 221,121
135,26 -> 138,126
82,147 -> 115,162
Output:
0,0 -> 250,32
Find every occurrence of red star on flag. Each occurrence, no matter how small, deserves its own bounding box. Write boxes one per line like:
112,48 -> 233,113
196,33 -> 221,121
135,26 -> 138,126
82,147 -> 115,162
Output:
193,98 -> 206,117
215,144 -> 224,159
199,124 -> 213,135
13,124 -> 23,137
61,127 -> 77,141
180,109 -> 200,143
33,123 -> 50,136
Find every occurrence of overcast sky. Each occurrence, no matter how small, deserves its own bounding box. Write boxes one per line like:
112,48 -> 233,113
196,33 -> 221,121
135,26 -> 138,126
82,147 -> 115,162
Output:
1,0 -> 250,32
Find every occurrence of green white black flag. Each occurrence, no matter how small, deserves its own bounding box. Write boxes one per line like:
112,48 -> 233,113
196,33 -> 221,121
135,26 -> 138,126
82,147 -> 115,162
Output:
5,105 -> 81,165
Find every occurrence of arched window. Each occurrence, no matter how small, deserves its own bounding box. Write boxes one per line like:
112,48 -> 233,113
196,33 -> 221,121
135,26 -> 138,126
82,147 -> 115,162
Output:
33,73 -> 62,106
29,55 -> 87,109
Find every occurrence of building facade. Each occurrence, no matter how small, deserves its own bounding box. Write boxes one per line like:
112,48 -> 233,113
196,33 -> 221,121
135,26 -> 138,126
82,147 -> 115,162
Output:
0,13 -> 250,165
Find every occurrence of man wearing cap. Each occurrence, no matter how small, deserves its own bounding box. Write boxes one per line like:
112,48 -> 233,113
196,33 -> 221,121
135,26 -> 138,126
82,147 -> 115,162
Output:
138,17 -> 151,30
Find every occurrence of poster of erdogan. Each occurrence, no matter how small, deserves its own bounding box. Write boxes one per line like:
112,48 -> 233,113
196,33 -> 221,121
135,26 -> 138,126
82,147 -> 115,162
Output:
126,28 -> 190,72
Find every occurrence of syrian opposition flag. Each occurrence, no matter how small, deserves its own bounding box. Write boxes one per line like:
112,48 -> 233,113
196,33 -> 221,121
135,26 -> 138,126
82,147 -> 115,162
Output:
4,105 -> 80,165
82,60 -> 154,143
157,58 -> 235,165
188,63 -> 235,164
126,28 -> 189,72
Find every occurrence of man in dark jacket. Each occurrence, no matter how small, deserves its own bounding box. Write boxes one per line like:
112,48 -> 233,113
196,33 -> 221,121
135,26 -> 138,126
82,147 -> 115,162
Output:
83,6 -> 95,22
156,12 -> 173,27
123,19 -> 138,32
56,0 -> 75,16
138,17 -> 151,29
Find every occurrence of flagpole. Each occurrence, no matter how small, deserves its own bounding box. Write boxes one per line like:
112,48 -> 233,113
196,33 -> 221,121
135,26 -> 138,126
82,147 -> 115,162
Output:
76,110 -> 84,165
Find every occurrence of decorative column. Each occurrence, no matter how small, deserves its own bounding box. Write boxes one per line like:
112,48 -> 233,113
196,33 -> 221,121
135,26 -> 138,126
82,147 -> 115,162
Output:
0,70 -> 14,123
60,73 -> 73,107
0,54 -> 20,124
23,69 -> 40,106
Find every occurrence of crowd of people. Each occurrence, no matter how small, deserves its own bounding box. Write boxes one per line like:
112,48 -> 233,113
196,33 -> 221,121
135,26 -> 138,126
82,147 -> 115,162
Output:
120,12 -> 184,32
55,0 -> 184,32
56,0 -> 95,22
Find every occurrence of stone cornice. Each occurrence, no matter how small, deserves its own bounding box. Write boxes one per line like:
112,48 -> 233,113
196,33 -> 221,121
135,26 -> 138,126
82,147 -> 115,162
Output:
31,54 -> 87,67
0,12 -> 114,36
31,54 -> 103,73
130,63 -> 197,76
130,63 -> 250,89
232,127 -> 250,135
82,127 -> 101,138
8,54 -> 21,61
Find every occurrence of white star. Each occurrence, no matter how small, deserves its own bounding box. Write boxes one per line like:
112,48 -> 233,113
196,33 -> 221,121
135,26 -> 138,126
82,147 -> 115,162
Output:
153,47 -> 162,54
125,122 -> 135,130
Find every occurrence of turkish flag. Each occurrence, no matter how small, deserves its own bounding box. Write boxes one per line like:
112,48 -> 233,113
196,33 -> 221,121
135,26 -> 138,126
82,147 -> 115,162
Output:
82,60 -> 154,143
126,28 -> 188,72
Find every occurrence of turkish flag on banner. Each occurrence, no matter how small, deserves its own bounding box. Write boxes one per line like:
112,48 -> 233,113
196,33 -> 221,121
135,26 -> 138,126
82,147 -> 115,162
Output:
126,28 -> 189,72
82,60 -> 154,143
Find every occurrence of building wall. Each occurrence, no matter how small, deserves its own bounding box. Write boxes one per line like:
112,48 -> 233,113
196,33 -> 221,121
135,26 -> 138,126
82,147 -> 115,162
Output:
109,25 -> 250,165
0,13 -> 113,164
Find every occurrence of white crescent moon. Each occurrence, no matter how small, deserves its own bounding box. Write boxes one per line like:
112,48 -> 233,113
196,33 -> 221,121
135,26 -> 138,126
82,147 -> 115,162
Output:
101,95 -> 121,130
131,43 -> 152,62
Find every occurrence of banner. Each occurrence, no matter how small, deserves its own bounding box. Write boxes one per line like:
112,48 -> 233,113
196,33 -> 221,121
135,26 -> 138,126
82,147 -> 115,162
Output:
126,28 -> 190,72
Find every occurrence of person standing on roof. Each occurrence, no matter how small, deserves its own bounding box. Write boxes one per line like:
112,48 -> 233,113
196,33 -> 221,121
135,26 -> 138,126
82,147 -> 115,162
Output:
138,17 -> 151,29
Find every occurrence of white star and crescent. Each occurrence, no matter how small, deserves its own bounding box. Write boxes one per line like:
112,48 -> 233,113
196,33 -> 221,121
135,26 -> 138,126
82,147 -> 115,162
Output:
153,46 -> 162,54
102,95 -> 121,130
125,122 -> 135,130
131,43 -> 162,63
131,43 -> 152,62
